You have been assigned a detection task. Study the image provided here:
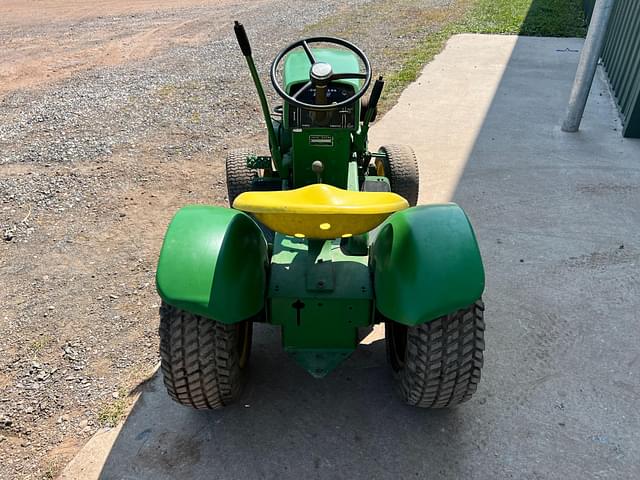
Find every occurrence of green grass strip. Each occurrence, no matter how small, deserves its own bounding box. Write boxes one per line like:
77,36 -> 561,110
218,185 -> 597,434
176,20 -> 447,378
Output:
382,0 -> 586,109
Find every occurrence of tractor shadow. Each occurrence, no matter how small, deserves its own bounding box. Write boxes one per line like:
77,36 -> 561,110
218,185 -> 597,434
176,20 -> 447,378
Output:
97,323 -> 474,479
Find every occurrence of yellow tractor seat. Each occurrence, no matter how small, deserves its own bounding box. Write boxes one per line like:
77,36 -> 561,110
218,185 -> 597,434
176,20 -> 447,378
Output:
233,183 -> 409,239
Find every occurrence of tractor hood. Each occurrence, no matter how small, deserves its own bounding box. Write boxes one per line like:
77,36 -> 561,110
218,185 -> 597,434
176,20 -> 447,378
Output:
283,48 -> 362,93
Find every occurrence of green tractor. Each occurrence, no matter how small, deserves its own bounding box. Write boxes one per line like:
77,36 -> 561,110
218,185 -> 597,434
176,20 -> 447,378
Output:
155,22 -> 485,410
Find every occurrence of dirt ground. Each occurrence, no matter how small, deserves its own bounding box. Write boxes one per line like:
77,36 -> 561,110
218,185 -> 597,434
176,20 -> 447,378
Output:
0,0 -> 252,96
0,0 -> 462,478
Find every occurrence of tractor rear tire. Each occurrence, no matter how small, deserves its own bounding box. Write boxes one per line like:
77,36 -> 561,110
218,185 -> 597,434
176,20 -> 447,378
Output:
159,302 -> 252,409
225,149 -> 255,206
384,300 -> 485,408
377,145 -> 419,207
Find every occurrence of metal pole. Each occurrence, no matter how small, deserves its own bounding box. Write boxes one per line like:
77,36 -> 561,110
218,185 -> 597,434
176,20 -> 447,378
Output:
561,0 -> 615,132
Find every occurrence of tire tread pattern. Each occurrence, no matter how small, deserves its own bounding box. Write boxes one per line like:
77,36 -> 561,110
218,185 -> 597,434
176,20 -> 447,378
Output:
397,300 -> 485,408
159,303 -> 246,410
225,149 -> 255,206
379,144 -> 419,207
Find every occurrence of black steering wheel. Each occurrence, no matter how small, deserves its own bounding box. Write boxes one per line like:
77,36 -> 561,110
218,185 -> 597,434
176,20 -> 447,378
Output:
270,37 -> 372,112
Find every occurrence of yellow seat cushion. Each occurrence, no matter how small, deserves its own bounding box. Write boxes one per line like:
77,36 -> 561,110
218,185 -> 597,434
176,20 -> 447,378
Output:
233,184 -> 409,239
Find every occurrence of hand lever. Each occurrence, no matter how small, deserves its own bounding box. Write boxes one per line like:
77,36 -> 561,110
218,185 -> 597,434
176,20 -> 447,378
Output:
234,21 -> 252,56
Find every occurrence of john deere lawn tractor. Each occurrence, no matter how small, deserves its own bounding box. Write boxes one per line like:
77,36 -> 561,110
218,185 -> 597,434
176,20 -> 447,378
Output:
155,22 -> 485,410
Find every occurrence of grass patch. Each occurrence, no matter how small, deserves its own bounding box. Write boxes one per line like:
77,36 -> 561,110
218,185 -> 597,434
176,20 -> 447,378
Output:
464,0 -> 587,36
42,460 -> 63,480
381,0 -> 586,109
97,387 -> 130,427
29,335 -> 52,354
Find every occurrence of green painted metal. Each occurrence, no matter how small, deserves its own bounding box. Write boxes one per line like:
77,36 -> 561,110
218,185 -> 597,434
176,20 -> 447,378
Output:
347,160 -> 359,191
291,128 -> 353,188
275,119 -> 292,159
283,48 -> 361,97
586,0 -> 640,138
268,234 -> 372,377
352,123 -> 368,159
280,48 -> 364,189
352,91 -> 378,158
340,161 -> 369,256
602,0 -> 640,138
246,154 -> 272,169
288,349 -> 354,378
156,206 -> 268,323
371,204 -> 485,326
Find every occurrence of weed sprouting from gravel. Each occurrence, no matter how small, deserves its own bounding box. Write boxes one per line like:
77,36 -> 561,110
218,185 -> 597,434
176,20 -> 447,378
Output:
97,387 -> 130,428
29,336 -> 53,354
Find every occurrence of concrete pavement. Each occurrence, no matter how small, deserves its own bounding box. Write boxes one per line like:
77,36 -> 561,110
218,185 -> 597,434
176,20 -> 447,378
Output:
62,34 -> 640,479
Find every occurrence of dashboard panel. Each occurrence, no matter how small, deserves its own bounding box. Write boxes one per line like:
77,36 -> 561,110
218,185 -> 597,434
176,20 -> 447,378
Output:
288,82 -> 356,129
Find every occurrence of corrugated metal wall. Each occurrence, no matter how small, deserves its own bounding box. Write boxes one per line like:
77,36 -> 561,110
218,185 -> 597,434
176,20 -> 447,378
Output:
601,0 -> 640,137
583,0 -> 640,138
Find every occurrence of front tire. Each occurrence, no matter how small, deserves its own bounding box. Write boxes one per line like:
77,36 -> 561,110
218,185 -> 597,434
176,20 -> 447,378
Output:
159,303 -> 252,409
376,144 -> 419,207
384,300 -> 485,408
225,149 -> 274,243
225,149 -> 255,206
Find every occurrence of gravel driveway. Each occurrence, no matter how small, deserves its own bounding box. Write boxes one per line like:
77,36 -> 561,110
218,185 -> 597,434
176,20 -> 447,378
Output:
0,0 -> 459,477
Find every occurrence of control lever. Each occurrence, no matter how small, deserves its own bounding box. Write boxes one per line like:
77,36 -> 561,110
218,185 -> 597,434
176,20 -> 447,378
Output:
233,21 -> 281,165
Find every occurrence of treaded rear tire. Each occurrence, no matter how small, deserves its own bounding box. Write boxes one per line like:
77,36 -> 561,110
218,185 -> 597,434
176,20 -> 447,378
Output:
159,302 -> 252,409
377,145 -> 419,207
384,300 -> 485,408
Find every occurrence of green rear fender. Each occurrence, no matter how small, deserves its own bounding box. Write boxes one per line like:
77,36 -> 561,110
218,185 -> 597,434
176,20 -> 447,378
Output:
156,206 -> 268,323
371,204 -> 485,326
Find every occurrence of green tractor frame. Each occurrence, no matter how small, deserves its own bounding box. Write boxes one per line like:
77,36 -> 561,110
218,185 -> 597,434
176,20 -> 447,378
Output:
155,22 -> 486,409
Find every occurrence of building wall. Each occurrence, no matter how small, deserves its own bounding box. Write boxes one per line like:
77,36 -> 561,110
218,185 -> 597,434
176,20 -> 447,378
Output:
584,0 -> 640,138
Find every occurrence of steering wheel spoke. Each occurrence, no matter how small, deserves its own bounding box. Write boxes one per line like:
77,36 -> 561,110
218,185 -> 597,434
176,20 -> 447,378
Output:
301,41 -> 316,64
330,72 -> 367,80
292,81 -> 313,100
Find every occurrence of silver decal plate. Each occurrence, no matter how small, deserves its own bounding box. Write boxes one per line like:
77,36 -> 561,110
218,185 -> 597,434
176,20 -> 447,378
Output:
309,135 -> 333,147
